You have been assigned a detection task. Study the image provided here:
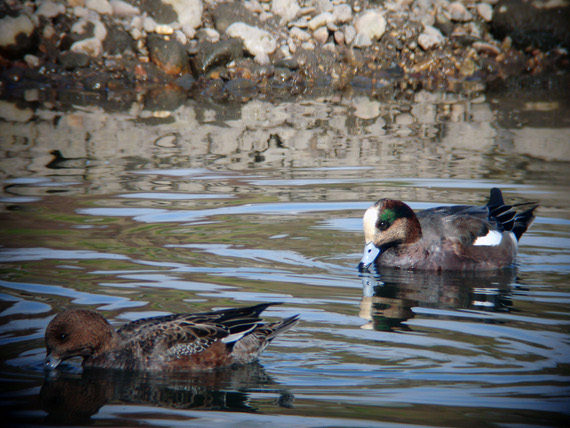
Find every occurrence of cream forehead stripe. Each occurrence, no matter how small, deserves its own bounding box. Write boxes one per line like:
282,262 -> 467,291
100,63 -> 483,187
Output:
363,205 -> 379,240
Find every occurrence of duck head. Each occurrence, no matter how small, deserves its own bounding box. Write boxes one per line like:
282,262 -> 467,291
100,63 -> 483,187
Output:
45,309 -> 116,369
359,199 -> 422,270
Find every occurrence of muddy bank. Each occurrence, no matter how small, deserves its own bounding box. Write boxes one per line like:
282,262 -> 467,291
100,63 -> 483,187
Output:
0,0 -> 568,104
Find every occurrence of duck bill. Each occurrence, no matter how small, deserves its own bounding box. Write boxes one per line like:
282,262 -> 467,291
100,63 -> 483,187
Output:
44,353 -> 62,370
358,242 -> 380,271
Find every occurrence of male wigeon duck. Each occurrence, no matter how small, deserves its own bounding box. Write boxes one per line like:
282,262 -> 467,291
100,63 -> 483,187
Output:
45,303 -> 299,371
358,188 -> 538,271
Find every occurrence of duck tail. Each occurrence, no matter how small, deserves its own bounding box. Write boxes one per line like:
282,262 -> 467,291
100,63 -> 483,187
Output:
487,188 -> 538,240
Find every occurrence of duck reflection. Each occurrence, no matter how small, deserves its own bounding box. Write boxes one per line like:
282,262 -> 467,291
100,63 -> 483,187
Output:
359,267 -> 517,331
40,362 -> 292,425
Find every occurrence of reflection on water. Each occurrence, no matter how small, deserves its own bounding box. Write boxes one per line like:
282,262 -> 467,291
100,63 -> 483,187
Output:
359,267 -> 517,332
40,363 -> 290,425
1,87 -> 569,427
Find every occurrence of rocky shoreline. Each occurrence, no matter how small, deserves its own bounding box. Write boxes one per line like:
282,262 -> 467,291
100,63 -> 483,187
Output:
0,0 -> 568,103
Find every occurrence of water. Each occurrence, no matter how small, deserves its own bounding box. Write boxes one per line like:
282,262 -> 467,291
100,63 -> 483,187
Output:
1,84 -> 569,427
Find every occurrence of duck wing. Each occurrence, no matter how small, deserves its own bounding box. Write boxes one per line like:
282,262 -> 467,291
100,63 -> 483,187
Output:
117,303 -> 280,359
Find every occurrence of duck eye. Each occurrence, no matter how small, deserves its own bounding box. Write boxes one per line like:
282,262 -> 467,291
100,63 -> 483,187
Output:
378,221 -> 389,231
59,333 -> 68,341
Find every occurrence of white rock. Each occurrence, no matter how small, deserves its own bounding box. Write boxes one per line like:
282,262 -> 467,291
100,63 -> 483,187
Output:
316,0 -> 333,13
163,0 -> 203,29
70,37 -> 103,56
24,54 -> 40,67
332,4 -> 352,24
202,28 -> 220,43
355,10 -> 386,41
290,26 -> 311,42
35,1 -> 66,19
418,25 -> 444,50
308,12 -> 333,31
85,0 -> 113,15
353,97 -> 380,120
110,0 -> 140,18
0,15 -> 34,47
448,1 -> 472,22
344,24 -> 356,45
353,32 -> 372,47
72,6 -> 89,18
313,26 -> 329,44
301,41 -> 315,50
71,18 -> 107,42
182,24 -> 196,39
334,30 -> 344,45
143,16 -> 157,33
476,3 -> 493,22
272,0 -> 300,24
226,22 -> 277,59
155,24 -> 174,35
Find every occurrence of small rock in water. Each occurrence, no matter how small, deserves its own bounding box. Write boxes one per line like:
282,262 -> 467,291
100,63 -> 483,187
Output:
0,15 -> 36,59
70,37 -> 103,57
163,0 -> 203,29
418,25 -> 445,50
147,34 -> 190,75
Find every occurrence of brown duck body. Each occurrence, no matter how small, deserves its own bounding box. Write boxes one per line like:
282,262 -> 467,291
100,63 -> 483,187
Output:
359,188 -> 538,271
45,303 -> 299,371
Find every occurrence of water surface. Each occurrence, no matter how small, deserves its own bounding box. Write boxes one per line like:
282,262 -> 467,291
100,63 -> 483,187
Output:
1,87 -> 569,427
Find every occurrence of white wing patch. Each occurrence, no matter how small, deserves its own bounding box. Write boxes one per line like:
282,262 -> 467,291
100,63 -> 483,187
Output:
473,230 -> 503,246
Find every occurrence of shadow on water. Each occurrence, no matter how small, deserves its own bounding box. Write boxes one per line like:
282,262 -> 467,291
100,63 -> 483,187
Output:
358,267 -> 518,332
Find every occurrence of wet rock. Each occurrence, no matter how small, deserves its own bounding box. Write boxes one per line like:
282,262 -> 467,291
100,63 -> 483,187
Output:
434,11 -> 453,36
147,34 -> 189,75
418,25 -> 445,50
71,37 -> 103,57
272,0 -> 300,24
191,39 -> 243,74
212,2 -> 257,34
491,0 -> 570,50
355,10 -> 386,42
0,15 -> 37,59
226,23 -> 276,64
103,23 -> 135,55
58,51 -> 91,69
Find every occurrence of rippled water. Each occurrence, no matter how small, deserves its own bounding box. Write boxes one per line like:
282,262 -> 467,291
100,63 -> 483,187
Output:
1,86 -> 569,427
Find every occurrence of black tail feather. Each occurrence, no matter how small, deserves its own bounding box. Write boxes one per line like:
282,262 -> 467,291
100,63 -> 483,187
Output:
487,188 -> 538,240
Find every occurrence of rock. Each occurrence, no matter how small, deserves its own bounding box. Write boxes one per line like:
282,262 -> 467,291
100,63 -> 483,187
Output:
212,1 -> 258,33
110,0 -> 140,18
448,1 -> 472,22
344,25 -> 356,45
147,34 -> 189,75
58,51 -> 91,68
71,18 -> 107,42
272,0 -> 300,24
354,32 -> 372,48
476,3 -> 493,22
163,0 -> 203,29
355,10 -> 386,41
418,25 -> 444,50
103,23 -> 135,55
85,0 -> 113,15
70,37 -> 103,57
0,15 -> 36,59
35,1 -> 66,19
191,38 -> 243,74
290,27 -> 311,42
334,30 -> 344,45
313,26 -> 329,44
308,12 -> 333,31
226,22 -> 277,61
491,0 -> 570,50
332,4 -> 352,24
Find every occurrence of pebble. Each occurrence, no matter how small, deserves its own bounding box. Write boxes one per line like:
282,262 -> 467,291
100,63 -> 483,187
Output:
226,22 -> 277,63
70,37 -> 103,57
448,1 -> 473,22
164,0 -> 203,29
0,15 -> 35,49
290,26 -> 312,42
35,1 -> 66,19
272,0 -> 301,24
308,12 -> 333,31
313,26 -> 329,44
418,25 -> 445,50
355,10 -> 386,41
344,25 -> 356,45
477,3 -> 493,22
85,0 -> 113,15
110,0 -> 140,18
332,4 -> 352,24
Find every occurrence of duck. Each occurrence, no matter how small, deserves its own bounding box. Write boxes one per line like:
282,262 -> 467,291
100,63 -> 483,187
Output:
45,302 -> 299,371
358,188 -> 538,272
